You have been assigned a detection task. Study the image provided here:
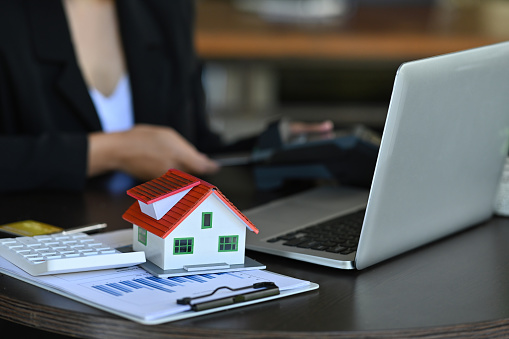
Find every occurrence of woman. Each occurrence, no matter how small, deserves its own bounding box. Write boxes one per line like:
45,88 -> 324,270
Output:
0,0 -> 331,192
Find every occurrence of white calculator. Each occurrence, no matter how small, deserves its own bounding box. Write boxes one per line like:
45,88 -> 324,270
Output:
0,232 -> 146,276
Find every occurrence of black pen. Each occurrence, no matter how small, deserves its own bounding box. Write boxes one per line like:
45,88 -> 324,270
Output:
177,282 -> 280,312
191,296 -> 236,311
191,287 -> 280,311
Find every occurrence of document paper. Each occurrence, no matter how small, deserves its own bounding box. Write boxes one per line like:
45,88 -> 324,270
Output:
0,230 -> 317,324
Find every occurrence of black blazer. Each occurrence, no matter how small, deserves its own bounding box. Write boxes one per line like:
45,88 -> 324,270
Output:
0,0 -> 224,192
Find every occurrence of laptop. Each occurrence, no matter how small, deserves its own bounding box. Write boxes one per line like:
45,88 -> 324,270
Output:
245,41 -> 509,270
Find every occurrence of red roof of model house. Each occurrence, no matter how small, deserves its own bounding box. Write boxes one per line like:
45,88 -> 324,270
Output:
122,169 -> 259,238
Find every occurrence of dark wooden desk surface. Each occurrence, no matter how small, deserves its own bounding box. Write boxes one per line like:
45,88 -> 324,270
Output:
2,168 -> 509,338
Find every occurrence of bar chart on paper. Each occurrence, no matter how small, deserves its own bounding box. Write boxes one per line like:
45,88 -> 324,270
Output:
89,272 -> 236,297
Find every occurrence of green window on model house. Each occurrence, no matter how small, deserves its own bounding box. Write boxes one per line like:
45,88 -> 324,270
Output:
138,227 -> 147,246
174,237 -> 194,255
202,212 -> 213,229
218,235 -> 239,252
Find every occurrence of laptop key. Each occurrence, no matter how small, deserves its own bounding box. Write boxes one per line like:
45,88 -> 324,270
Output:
296,240 -> 320,249
326,245 -> 348,253
283,237 -> 308,247
340,248 -> 355,255
279,234 -> 298,241
310,244 -> 328,251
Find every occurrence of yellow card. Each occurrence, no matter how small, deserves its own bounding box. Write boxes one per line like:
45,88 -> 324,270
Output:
0,220 -> 63,237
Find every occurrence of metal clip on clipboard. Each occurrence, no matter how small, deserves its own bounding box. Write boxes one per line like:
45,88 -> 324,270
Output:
177,282 -> 280,312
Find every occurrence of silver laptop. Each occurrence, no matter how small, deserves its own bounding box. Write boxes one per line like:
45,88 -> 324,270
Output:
245,41 -> 509,270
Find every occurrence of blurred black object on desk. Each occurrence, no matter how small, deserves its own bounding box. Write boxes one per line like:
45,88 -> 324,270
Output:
215,120 -> 380,190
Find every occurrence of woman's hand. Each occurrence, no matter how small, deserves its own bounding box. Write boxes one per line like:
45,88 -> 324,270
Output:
87,124 -> 219,181
87,120 -> 334,182
288,120 -> 334,135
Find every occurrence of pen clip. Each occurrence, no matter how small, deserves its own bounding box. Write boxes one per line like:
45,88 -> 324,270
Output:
176,282 -> 279,312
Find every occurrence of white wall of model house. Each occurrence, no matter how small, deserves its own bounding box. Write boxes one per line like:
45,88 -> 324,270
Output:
132,192 -> 248,270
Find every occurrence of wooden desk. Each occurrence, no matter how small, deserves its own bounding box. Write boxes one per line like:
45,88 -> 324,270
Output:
1,168 -> 509,338
196,0 -> 509,61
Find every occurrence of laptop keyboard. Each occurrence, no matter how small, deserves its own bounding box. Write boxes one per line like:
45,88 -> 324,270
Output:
267,210 -> 365,255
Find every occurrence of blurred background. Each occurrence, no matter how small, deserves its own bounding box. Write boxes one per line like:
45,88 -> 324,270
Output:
196,0 -> 509,141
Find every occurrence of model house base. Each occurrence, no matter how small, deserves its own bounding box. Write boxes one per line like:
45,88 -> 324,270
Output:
139,256 -> 265,278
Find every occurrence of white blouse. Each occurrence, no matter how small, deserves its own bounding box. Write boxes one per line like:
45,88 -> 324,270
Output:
89,74 -> 134,133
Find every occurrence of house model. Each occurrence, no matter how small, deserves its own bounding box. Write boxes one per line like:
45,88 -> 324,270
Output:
122,169 -> 261,277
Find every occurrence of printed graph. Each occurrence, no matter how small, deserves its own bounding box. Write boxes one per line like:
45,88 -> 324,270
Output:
89,272 -> 244,297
